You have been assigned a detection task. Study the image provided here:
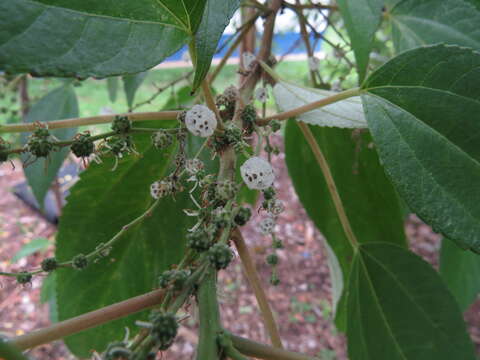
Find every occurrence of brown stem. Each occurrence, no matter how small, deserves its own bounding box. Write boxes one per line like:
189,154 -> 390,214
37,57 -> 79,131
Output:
11,289 -> 165,350
0,111 -> 180,134
240,0 -> 283,101
231,334 -> 314,360
297,122 -> 358,248
209,12 -> 260,85
19,76 -> 30,117
295,1 -> 320,87
232,229 -> 283,348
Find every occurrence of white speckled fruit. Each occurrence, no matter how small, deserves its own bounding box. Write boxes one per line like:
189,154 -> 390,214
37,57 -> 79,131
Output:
240,156 -> 275,190
185,105 -> 217,137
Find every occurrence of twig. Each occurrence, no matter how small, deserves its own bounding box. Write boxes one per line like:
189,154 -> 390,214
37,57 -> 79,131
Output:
231,334 -> 315,360
297,122 -> 358,248
11,289 -> 166,350
0,111 -> 180,134
258,87 -> 361,124
232,229 -> 283,348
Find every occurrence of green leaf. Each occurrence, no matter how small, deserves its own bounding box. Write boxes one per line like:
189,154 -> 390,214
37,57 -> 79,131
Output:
284,122 -> 405,325
41,273 -> 58,322
192,0 -> 240,92
0,341 -> 28,360
106,77 -> 119,103
440,238 -> 480,311
347,243 -> 475,360
361,44 -> 480,252
122,72 -> 148,109
11,237 -> 49,263
55,123 -> 192,357
273,81 -> 367,128
336,0 -> 384,83
21,84 -> 78,207
389,0 -> 480,52
0,0 -> 207,78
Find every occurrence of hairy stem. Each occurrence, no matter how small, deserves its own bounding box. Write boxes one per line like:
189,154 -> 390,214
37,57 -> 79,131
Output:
0,111 -> 180,134
258,87 -> 361,124
196,269 -> 222,360
297,122 -> 358,248
232,229 -> 283,348
11,289 -> 165,350
231,334 -> 315,360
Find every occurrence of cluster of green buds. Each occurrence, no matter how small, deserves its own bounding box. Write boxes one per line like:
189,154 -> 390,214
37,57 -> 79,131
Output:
0,137 -> 11,163
71,132 -> 95,159
158,269 -> 190,292
150,312 -> 179,350
26,127 -> 53,158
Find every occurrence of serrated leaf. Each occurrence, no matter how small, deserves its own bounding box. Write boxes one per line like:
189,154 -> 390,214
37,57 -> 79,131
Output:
192,0 -> 240,92
55,123 -> 193,357
106,77 -> 119,103
21,84 -> 78,207
347,243 -> 475,360
285,122 -> 405,326
389,0 -> 480,52
0,0 -> 207,78
361,44 -> 480,252
440,238 -> 480,311
123,72 -> 148,109
336,0 -> 384,82
273,82 -> 367,129
11,237 -> 49,263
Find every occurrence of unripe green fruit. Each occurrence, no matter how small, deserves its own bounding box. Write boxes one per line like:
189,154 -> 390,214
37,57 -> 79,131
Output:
151,313 -> 178,350
234,207 -> 252,226
27,130 -> 53,158
41,257 -> 58,272
71,133 -> 94,158
266,253 -> 279,266
187,231 -> 212,252
152,131 -> 173,150
111,115 -> 131,134
72,254 -> 88,270
16,273 -> 32,284
207,243 -> 233,270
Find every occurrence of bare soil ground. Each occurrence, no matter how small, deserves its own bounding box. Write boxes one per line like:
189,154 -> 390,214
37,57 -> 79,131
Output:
1,146 -> 479,359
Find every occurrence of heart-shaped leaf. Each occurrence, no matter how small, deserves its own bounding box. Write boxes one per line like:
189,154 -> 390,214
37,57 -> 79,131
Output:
0,0 -> 206,78
347,243 -> 475,360
361,44 -> 480,252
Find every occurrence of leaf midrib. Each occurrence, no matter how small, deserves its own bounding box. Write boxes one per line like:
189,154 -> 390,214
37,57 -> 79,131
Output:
357,252 -> 408,360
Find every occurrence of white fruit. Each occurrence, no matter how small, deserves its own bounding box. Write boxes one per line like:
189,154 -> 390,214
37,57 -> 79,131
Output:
185,105 -> 217,137
260,216 -> 276,235
240,156 -> 275,190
